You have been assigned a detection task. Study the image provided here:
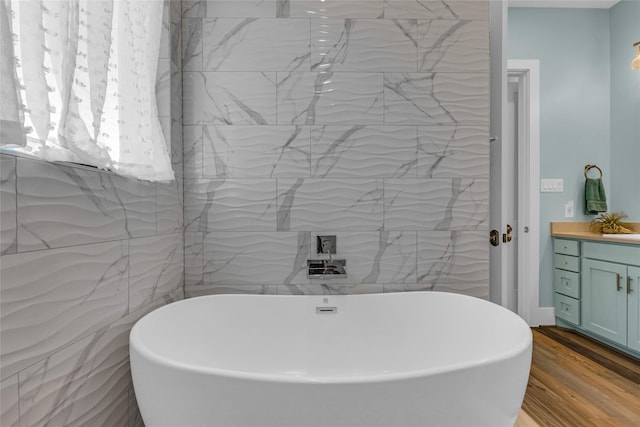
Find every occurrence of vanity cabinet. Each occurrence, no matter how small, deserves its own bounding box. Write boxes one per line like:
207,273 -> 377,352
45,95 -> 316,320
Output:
553,239 -> 581,326
553,238 -> 640,357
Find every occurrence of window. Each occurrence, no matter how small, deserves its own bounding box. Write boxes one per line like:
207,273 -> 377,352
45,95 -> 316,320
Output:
0,0 -> 174,181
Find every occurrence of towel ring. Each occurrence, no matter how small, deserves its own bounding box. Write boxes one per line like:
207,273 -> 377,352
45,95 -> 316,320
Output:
584,164 -> 603,179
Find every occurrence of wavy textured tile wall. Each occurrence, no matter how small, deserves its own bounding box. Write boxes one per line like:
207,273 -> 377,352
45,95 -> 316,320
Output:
0,155 -> 17,255
0,2 -> 184,424
183,0 -> 490,297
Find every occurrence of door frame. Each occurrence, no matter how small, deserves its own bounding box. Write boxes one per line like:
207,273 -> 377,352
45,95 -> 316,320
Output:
508,60 -> 543,325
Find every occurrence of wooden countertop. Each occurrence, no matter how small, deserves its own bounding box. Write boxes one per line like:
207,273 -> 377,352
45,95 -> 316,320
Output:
550,222 -> 640,245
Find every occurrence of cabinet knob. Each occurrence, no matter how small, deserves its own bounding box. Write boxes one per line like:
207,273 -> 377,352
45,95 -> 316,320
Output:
616,274 -> 623,292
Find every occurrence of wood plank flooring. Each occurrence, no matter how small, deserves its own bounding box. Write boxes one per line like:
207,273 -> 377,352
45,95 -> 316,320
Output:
517,327 -> 640,427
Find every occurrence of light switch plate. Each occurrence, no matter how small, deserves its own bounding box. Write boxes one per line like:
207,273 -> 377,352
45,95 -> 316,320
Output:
541,179 -> 564,193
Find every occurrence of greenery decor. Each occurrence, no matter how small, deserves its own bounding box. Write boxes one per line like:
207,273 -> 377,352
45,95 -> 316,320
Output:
590,212 -> 635,234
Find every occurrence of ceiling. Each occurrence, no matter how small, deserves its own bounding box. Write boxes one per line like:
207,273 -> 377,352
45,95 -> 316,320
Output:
509,0 -> 620,8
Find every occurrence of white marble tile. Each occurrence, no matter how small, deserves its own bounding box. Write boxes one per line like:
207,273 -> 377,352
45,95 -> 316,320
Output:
417,230 -> 488,284
1,375 -> 19,427
170,61 -> 183,123
203,231 -> 310,285
384,178 -> 489,230
170,118 -> 184,179
0,241 -> 129,380
156,178 -> 184,235
311,19 -> 417,72
384,1 -> 489,20
1,155 -> 17,255
18,316 -> 131,426
383,72 -> 489,125
203,1 -> 278,18
129,233 -> 184,312
202,125 -> 311,178
183,0 -> 207,17
418,20 -> 488,73
279,283 -> 384,295
183,71 -> 277,125
311,125 -> 417,178
203,18 -> 310,71
183,125 -> 204,178
277,179 -> 384,231
385,282 -> 488,298
277,72 -> 383,125
184,179 -> 277,231
289,1 -> 384,18
159,1 -> 171,60
129,386 -> 144,427
111,175 -> 158,239
185,284 -> 278,297
308,231 -> 417,284
182,18 -> 203,71
185,232 -> 205,286
417,126 -> 489,178
15,159 -> 136,251
156,58 -> 172,117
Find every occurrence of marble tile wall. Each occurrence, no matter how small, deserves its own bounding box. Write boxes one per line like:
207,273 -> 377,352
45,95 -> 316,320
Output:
0,2 -> 184,425
182,0 -> 490,298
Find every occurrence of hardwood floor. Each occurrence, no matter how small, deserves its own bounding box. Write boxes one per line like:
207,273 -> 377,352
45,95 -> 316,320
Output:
517,327 -> 640,427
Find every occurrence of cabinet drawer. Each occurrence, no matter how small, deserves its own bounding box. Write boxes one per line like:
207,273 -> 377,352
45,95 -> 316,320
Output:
554,254 -> 580,272
554,269 -> 580,298
555,293 -> 580,326
555,239 -> 580,256
583,242 -> 640,266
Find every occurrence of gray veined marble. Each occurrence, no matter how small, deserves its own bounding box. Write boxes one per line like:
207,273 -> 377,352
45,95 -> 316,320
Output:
16,159 -> 156,252
417,126 -> 489,178
277,179 -> 384,231
0,374 -> 19,427
280,283 -> 385,295
156,58 -> 172,117
0,155 -> 17,255
277,72 -> 384,125
185,232 -> 205,286
0,241 -> 129,380
182,18 -> 203,71
203,18 -> 310,71
384,178 -> 489,230
383,1 -> 489,20
202,231 -> 310,285
185,1 -> 277,18
311,125 -> 418,178
202,125 -> 311,179
18,321 -> 130,427
417,231 -> 488,286
185,283 -> 278,297
183,71 -> 277,125
183,125 -> 205,179
289,1 -> 384,19
129,233 -> 184,313
384,72 -> 489,125
418,19 -> 489,73
311,19 -> 418,72
156,178 -> 184,235
185,179 -> 277,231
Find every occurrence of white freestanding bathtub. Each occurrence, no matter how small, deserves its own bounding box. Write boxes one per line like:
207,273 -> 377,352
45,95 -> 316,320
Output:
130,292 -> 532,427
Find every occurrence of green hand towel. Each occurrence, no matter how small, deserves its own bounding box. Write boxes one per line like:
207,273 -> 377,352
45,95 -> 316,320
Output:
585,178 -> 607,215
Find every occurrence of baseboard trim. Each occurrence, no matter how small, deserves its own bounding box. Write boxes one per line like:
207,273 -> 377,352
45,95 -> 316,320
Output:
531,307 -> 555,327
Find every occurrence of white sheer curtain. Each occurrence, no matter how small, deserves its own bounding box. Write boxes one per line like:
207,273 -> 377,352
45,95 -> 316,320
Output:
0,0 -> 174,181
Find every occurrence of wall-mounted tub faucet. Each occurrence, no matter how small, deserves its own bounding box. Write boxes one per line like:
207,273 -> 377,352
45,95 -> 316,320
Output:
307,259 -> 347,278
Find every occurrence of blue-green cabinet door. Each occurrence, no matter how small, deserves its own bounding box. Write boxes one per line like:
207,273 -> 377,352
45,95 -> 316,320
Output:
628,267 -> 640,353
582,259 -> 627,346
